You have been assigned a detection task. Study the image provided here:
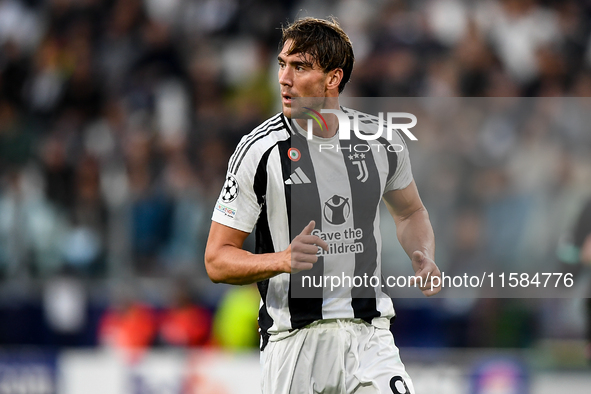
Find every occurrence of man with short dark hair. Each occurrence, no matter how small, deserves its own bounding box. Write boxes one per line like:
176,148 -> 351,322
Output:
205,17 -> 441,394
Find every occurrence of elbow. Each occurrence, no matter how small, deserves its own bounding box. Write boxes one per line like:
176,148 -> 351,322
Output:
204,248 -> 224,284
417,205 -> 429,219
396,205 -> 429,226
406,205 -> 429,222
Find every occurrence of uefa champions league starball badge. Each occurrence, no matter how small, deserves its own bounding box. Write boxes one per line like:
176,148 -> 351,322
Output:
221,174 -> 239,203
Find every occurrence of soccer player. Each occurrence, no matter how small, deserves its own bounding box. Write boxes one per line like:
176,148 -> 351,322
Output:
205,17 -> 441,394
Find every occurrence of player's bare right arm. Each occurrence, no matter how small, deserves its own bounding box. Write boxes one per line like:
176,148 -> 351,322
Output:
205,220 -> 328,285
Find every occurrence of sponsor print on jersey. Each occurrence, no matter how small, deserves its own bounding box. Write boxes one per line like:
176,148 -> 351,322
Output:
220,174 -> 239,203
312,227 -> 364,256
313,194 -> 365,256
323,195 -> 351,225
215,202 -> 236,218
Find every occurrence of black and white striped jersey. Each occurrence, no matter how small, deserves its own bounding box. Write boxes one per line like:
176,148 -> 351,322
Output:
212,107 -> 413,350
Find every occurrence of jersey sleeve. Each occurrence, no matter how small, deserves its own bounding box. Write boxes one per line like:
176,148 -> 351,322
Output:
384,139 -> 413,193
211,151 -> 261,233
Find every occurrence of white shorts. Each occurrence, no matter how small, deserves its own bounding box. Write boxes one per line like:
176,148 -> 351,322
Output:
261,319 -> 415,394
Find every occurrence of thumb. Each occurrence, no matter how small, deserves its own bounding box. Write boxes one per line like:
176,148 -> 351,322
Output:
412,251 -> 424,263
300,220 -> 316,236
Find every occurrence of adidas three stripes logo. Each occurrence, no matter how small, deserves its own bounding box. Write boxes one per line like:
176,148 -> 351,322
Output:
285,167 -> 311,185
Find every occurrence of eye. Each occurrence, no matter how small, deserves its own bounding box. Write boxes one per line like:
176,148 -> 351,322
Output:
278,62 -> 285,69
295,65 -> 304,71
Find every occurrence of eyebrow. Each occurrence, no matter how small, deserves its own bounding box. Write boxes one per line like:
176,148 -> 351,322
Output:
277,55 -> 314,69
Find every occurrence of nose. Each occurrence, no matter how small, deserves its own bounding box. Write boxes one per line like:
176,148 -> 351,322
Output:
279,66 -> 293,87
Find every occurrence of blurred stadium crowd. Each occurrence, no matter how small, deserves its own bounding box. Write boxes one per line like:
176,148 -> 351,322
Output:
1,0 -> 591,352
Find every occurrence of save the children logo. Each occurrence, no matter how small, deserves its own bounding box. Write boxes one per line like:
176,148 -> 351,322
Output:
323,195 -> 351,225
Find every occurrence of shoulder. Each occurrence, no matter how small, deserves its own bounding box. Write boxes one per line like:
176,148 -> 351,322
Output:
228,113 -> 291,174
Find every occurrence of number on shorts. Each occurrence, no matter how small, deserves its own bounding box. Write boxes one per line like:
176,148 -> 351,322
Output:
389,376 -> 409,394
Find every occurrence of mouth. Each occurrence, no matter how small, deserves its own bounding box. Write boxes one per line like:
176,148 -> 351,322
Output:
282,93 -> 293,105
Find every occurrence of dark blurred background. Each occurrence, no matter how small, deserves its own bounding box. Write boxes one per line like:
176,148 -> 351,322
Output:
1,0 -> 591,386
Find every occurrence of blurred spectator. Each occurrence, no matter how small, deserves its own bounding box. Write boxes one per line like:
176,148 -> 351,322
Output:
125,129 -> 174,274
0,0 -> 44,53
0,40 -> 28,109
0,100 -> 33,171
98,286 -> 157,362
159,280 -> 211,347
160,148 -> 209,272
0,167 -> 67,277
558,197 -> 591,362
43,275 -> 88,346
61,154 -> 107,274
97,0 -> 145,94
40,135 -> 75,210
212,285 -> 260,350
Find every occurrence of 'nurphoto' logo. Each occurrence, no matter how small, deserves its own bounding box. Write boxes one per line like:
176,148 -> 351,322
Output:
305,110 -> 417,141
301,109 -> 417,153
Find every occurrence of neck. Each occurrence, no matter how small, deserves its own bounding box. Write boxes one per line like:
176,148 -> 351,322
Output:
294,97 -> 340,139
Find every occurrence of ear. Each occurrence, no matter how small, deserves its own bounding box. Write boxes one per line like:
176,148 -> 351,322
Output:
325,68 -> 343,93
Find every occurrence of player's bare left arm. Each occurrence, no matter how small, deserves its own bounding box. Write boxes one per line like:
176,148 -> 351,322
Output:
383,180 -> 441,296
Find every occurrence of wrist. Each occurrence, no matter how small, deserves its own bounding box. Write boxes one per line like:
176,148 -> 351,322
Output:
278,248 -> 292,274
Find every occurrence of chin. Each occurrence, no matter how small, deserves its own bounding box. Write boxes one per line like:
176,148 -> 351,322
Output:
282,106 -> 292,119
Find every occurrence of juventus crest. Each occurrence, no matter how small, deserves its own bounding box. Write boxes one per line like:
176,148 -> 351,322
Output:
347,153 -> 369,183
